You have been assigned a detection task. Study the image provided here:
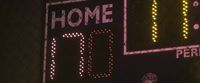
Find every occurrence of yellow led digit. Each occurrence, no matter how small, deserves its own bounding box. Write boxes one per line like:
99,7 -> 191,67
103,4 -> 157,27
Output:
152,0 -> 158,42
182,0 -> 189,39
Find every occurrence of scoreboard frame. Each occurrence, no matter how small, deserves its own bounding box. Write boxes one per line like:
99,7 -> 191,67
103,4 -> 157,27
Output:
123,0 -> 200,55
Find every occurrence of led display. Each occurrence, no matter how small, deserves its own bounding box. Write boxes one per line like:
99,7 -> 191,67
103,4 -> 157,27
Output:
43,0 -> 200,83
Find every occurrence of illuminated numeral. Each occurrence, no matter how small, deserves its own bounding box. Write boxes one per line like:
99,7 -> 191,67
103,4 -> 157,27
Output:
151,0 -> 189,42
50,38 -> 56,80
151,0 -> 158,42
49,33 -> 85,80
88,29 -> 114,78
49,30 -> 114,79
182,0 -> 189,39
62,33 -> 85,77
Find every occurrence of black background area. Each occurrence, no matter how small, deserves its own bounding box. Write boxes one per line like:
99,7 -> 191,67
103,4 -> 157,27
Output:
56,37 -> 82,83
92,33 -> 110,73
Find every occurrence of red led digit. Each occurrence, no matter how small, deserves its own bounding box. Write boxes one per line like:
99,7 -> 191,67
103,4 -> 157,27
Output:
49,33 -> 85,80
88,29 -> 114,78
62,32 -> 85,77
50,38 -> 56,80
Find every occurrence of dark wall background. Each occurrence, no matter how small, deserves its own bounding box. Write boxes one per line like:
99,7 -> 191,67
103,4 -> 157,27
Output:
1,0 -> 200,83
0,0 -> 43,83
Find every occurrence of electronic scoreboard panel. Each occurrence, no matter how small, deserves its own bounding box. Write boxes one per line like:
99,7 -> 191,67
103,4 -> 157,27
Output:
43,0 -> 200,83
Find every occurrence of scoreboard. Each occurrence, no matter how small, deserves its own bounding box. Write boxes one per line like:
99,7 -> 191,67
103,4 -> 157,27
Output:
43,0 -> 200,83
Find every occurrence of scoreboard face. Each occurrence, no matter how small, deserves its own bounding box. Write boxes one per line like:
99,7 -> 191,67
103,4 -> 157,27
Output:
43,0 -> 200,83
